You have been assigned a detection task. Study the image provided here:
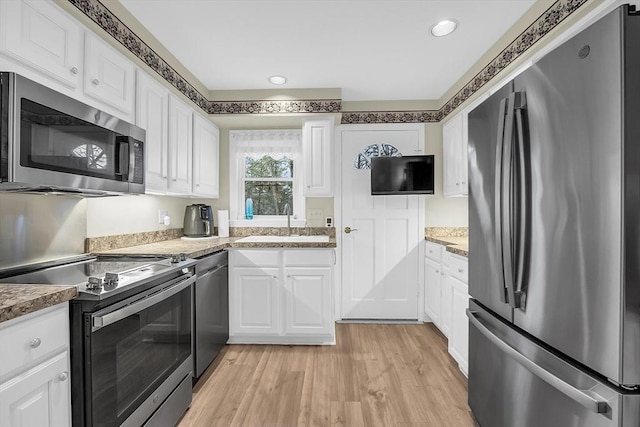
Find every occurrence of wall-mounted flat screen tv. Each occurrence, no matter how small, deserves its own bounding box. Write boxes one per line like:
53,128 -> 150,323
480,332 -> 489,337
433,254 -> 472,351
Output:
370,155 -> 435,195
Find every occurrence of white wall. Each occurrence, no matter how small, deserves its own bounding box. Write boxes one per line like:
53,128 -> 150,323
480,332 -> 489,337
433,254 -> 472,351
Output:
85,194 -> 217,237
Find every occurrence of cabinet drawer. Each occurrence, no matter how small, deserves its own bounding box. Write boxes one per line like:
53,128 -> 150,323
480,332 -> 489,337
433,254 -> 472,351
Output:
0,303 -> 69,379
284,249 -> 334,266
425,241 -> 443,263
447,253 -> 468,284
231,250 -> 280,267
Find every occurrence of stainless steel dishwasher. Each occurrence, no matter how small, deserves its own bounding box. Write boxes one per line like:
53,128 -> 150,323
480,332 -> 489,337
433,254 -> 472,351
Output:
193,250 -> 229,379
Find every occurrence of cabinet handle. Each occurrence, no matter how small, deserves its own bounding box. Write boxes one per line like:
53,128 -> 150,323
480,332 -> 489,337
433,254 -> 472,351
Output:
458,268 -> 464,273
92,78 -> 100,86
70,67 -> 79,75
287,274 -> 291,278
272,275 -> 277,279
461,181 -> 466,185
435,270 -> 439,273
29,338 -> 42,348
456,182 -> 460,186
58,371 -> 69,381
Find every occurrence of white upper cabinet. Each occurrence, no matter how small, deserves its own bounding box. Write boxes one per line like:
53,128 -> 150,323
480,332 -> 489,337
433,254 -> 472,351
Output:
167,94 -> 193,194
302,118 -> 334,197
442,113 -> 467,197
83,33 -> 135,116
192,114 -> 220,198
136,70 -> 169,193
0,0 -> 82,88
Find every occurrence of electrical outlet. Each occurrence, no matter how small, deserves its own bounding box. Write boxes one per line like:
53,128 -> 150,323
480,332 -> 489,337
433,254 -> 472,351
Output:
308,209 -> 323,220
158,209 -> 168,224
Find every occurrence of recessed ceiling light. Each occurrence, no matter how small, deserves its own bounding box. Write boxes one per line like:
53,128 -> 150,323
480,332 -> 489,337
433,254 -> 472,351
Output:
430,19 -> 458,37
268,75 -> 288,85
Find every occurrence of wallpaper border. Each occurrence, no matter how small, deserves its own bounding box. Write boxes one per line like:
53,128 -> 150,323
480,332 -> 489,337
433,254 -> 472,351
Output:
68,0 -> 589,121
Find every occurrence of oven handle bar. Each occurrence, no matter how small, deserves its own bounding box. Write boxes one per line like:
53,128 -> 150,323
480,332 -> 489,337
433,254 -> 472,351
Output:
92,275 -> 195,332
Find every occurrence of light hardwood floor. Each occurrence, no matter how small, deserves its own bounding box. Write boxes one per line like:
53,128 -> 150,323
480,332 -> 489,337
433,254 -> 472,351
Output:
179,323 -> 474,427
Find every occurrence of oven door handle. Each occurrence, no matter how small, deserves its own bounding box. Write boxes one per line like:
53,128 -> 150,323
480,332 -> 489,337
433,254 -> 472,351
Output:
92,275 -> 195,332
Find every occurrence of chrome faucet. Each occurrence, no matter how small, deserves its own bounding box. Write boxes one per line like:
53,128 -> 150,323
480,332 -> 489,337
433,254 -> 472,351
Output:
284,203 -> 291,235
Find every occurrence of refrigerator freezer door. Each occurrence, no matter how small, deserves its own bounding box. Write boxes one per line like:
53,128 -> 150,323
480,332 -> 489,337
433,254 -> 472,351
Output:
511,8 -> 632,384
468,300 -> 632,427
468,81 -> 514,323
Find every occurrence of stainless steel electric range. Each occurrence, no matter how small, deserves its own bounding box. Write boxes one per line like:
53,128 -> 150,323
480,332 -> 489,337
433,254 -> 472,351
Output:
0,254 -> 196,427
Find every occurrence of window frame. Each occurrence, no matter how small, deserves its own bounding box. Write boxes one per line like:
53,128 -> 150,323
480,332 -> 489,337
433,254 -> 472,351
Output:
229,130 -> 305,227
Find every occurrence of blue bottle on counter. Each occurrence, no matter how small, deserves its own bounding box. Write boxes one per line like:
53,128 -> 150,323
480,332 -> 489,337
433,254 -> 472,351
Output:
245,197 -> 254,219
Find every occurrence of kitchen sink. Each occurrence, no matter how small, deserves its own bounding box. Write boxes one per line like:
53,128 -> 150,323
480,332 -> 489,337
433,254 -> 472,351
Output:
235,235 -> 330,243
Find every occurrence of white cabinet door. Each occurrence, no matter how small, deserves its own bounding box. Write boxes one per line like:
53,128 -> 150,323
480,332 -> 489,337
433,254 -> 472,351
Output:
192,114 -> 220,198
1,0 -> 81,88
283,267 -> 332,335
230,267 -> 280,335
302,118 -> 334,197
440,272 -> 453,338
167,95 -> 193,194
424,258 -> 442,327
136,70 -> 169,193
83,33 -> 134,116
442,113 -> 465,197
0,352 -> 70,427
449,276 -> 469,376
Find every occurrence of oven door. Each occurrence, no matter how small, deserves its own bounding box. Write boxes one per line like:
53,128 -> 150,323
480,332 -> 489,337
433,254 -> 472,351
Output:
85,274 -> 194,427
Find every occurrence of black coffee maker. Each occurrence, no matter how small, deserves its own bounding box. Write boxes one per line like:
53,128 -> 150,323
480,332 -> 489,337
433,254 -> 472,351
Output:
183,204 -> 214,237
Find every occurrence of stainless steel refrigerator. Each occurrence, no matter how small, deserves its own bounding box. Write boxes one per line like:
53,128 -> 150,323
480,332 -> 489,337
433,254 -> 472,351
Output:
467,5 -> 640,426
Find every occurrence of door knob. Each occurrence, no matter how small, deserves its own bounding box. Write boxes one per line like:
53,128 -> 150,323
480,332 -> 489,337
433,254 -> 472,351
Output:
344,226 -> 358,234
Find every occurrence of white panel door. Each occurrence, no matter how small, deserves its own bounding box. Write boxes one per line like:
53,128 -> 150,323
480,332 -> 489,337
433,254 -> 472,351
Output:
1,0 -> 81,88
167,95 -> 193,194
303,118 -> 333,197
424,258 -> 442,326
192,114 -> 220,197
442,113 -> 463,197
284,267 -> 332,335
230,267 -> 279,335
83,33 -> 134,116
0,352 -> 70,427
135,70 -> 169,193
340,126 -> 423,319
449,276 -> 469,375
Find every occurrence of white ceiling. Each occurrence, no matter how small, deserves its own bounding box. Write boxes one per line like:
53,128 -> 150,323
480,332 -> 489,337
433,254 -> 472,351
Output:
119,0 -> 537,102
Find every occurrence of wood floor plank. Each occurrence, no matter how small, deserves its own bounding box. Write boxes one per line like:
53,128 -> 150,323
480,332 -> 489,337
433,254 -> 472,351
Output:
330,401 -> 365,427
178,323 -> 473,427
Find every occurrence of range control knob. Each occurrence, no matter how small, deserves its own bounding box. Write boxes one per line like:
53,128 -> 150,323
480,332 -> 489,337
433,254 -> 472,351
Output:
170,253 -> 188,263
104,272 -> 119,286
87,277 -> 104,290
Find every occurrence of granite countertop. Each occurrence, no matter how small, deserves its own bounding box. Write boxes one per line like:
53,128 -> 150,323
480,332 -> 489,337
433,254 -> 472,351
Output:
425,236 -> 468,257
0,285 -> 77,323
97,236 -> 337,259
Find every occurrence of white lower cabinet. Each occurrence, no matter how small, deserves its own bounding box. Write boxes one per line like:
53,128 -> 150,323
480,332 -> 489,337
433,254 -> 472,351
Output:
229,249 -> 335,344
424,241 -> 469,376
449,276 -> 470,376
424,257 -> 442,329
231,267 -> 280,335
0,304 -> 71,427
284,267 -> 332,336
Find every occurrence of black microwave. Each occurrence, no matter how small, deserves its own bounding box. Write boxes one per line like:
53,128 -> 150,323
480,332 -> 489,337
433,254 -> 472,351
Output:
0,72 -> 145,195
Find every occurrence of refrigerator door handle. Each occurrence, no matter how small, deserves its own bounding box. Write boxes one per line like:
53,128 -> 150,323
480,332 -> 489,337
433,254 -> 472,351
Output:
502,93 -> 517,307
494,97 -> 509,304
467,309 -> 609,414
514,91 -> 528,309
